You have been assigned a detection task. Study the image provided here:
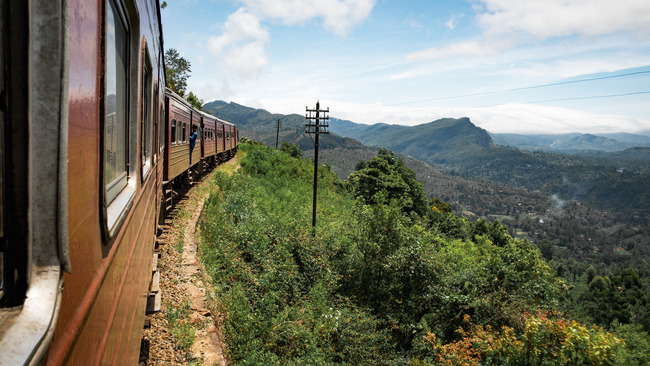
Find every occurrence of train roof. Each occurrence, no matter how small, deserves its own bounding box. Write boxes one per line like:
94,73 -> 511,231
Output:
165,87 -> 235,128
165,87 -> 194,110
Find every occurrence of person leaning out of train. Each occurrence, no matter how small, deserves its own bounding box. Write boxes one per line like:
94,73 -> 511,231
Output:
189,125 -> 198,165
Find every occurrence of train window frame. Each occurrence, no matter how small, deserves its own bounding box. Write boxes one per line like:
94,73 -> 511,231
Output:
152,84 -> 159,163
140,47 -> 152,180
170,119 -> 176,145
103,0 -> 135,237
159,104 -> 165,153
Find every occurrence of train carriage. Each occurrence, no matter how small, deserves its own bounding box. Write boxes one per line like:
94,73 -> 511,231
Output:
201,111 -> 217,164
163,88 -> 194,182
0,0 -> 166,364
0,0 -> 239,363
216,118 -> 226,154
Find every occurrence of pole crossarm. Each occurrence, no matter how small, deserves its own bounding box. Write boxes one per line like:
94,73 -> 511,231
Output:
305,101 -> 330,137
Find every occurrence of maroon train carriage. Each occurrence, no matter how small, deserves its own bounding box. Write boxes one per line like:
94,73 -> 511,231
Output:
216,117 -> 239,158
160,89 -> 238,214
0,0 -> 166,364
200,110 -> 218,167
163,88 -> 199,183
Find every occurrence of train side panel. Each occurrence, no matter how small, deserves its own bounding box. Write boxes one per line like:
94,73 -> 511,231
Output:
216,119 -> 225,154
202,114 -> 217,158
165,94 -> 191,181
46,0 -> 164,363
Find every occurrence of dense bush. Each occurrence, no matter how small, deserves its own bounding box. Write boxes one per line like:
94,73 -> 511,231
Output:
200,143 -> 644,365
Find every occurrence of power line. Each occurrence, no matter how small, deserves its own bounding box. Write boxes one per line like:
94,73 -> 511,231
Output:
475,90 -> 650,108
390,70 -> 650,106
530,90 -> 650,104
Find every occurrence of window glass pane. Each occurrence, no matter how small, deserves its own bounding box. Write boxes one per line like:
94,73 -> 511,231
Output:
105,0 -> 128,204
171,119 -> 176,145
159,106 -> 165,151
141,61 -> 151,174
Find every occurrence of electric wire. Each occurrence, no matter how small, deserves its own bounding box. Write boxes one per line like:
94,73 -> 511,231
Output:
474,90 -> 650,108
390,70 -> 650,106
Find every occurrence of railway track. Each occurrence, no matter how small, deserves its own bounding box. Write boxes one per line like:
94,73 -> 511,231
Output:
140,160 -> 239,365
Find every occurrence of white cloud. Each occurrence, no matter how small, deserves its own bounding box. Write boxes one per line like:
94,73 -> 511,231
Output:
255,98 -> 649,134
207,8 -> 269,79
477,0 -> 650,40
240,0 -> 376,36
444,12 -> 464,30
405,39 -> 509,61
465,103 -> 650,134
407,0 -> 650,63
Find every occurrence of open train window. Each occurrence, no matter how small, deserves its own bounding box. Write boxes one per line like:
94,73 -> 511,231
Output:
159,103 -> 165,153
141,52 -> 152,179
170,119 -> 176,145
182,122 -> 187,143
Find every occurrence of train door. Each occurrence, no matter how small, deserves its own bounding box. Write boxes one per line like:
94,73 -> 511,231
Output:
200,117 -> 205,157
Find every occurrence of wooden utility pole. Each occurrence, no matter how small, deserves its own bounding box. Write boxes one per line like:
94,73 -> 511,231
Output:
305,101 -> 329,231
275,119 -> 281,149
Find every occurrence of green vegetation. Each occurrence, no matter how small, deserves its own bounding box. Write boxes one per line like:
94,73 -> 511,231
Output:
199,142 -> 648,365
167,301 -> 197,353
165,48 -> 191,97
165,48 -> 205,110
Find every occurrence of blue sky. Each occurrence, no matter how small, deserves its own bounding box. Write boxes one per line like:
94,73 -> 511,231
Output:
161,0 -> 650,134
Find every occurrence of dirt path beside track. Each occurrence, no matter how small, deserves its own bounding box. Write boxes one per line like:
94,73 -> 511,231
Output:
142,155 -> 240,365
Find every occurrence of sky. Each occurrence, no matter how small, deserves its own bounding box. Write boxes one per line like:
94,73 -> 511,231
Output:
161,0 -> 650,135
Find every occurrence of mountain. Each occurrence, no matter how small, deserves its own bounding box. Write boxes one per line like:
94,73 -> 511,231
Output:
328,116 -> 650,220
331,117 -> 492,152
491,132 -> 650,152
204,100 -> 649,220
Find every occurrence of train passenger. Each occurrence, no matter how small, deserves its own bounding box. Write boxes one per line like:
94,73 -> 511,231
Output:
190,125 -> 198,165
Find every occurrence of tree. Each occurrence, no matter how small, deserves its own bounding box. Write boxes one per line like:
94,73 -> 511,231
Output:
165,48 -> 191,96
185,91 -> 204,111
348,149 -> 428,217
280,142 -> 302,158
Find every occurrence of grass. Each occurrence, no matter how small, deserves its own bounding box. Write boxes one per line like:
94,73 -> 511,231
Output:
166,301 -> 196,352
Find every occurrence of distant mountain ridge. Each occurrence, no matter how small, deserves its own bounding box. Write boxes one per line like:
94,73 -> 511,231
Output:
203,100 -> 650,219
491,132 -> 650,152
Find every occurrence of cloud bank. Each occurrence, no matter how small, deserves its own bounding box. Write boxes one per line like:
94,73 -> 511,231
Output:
408,0 -> 650,62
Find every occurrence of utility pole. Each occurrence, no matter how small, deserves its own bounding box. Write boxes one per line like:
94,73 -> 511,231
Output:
305,100 -> 329,231
275,119 -> 281,149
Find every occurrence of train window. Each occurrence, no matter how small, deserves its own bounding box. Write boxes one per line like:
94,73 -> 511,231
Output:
159,104 -> 165,153
182,122 -> 187,143
177,120 -> 182,143
141,53 -> 152,178
170,119 -> 176,145
104,0 -> 129,207
152,85 -> 159,162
